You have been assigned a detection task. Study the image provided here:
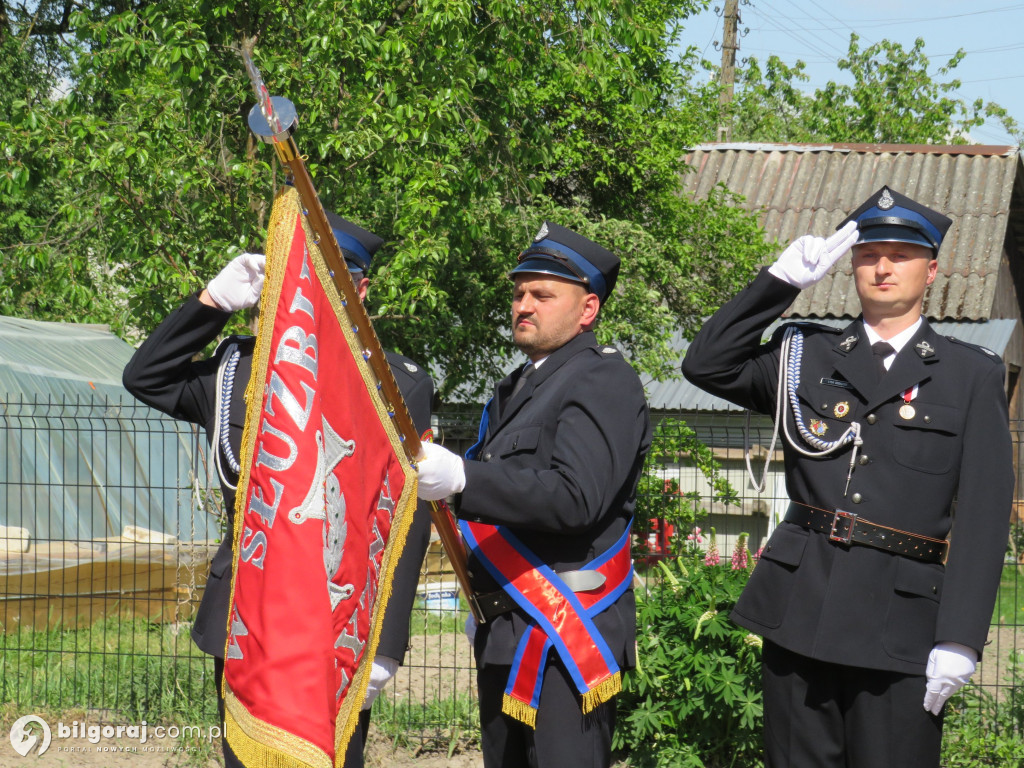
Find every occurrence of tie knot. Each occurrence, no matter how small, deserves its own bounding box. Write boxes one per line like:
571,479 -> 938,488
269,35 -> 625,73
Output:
872,341 -> 895,358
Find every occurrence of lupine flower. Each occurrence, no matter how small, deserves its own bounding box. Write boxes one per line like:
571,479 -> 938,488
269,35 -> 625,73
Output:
731,532 -> 750,570
704,527 -> 720,566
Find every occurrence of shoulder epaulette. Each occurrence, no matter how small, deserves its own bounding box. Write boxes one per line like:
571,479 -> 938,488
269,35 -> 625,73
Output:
786,321 -> 843,335
946,336 -> 1003,363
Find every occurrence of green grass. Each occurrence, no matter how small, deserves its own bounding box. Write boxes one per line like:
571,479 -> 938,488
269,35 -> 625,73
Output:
0,618 -> 217,725
991,564 -> 1024,624
371,692 -> 479,758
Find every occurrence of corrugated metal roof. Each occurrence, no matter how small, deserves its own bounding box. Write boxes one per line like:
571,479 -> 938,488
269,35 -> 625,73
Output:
683,143 -> 1022,321
649,318 -> 1017,411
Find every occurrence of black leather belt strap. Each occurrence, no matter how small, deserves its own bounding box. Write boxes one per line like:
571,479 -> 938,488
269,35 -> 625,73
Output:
473,568 -> 608,622
475,589 -> 518,621
786,502 -> 948,564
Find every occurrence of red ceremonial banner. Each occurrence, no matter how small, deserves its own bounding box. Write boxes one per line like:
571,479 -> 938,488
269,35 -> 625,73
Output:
223,187 -> 417,768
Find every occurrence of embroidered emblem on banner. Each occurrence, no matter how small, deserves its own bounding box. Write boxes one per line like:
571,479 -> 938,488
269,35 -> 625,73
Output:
222,187 -> 417,768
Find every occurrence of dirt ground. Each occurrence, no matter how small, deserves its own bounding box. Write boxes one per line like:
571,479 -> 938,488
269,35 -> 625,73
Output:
1,729 -> 482,768
8,625 -> 1019,768
3,631 -> 483,768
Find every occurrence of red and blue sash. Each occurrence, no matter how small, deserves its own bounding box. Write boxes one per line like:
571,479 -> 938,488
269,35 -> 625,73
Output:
459,520 -> 633,727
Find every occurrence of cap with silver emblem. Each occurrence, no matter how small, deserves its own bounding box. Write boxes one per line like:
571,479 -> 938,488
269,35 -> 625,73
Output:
509,222 -> 620,302
837,186 -> 952,253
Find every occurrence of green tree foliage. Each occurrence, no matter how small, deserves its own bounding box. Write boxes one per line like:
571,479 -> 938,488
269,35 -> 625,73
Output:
728,34 -> 1022,145
1,0 -> 773,396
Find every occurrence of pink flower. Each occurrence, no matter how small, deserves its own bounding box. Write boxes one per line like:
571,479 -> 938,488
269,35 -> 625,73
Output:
731,532 -> 751,570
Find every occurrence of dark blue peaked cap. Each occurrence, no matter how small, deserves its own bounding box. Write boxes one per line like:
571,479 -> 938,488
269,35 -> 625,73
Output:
324,210 -> 384,273
837,186 -> 952,252
509,222 -> 620,302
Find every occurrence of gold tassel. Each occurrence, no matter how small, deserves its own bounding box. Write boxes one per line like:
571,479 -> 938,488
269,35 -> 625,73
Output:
502,693 -> 538,728
579,672 -> 622,715
225,707 -> 325,768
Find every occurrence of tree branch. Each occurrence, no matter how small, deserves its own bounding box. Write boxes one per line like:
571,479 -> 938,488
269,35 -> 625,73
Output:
375,0 -> 416,36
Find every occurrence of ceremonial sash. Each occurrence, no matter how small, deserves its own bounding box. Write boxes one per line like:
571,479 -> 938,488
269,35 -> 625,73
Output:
223,187 -> 417,768
459,519 -> 633,727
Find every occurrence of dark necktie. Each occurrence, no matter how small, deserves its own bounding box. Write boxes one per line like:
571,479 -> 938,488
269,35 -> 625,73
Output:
509,363 -> 534,402
871,341 -> 894,379
499,363 -> 533,418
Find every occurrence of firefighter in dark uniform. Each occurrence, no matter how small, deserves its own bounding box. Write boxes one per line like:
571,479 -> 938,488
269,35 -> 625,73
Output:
413,223 -> 652,768
681,187 -> 1014,768
122,213 -> 434,768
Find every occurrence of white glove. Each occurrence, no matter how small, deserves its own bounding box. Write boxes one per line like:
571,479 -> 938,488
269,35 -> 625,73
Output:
924,641 -> 977,715
465,613 -> 477,644
768,221 -> 859,289
361,655 -> 399,710
416,442 -> 466,501
206,252 -> 267,311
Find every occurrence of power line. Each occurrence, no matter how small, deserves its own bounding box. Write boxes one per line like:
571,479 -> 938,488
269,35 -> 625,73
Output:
744,3 -> 842,64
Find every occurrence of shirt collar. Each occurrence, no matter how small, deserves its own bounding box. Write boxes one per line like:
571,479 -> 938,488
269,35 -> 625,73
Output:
862,316 -> 923,355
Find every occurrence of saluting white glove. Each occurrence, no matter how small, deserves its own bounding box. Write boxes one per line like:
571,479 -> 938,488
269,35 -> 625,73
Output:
924,641 -> 977,715
416,442 -> 466,501
768,221 -> 859,289
361,655 -> 399,710
206,252 -> 267,312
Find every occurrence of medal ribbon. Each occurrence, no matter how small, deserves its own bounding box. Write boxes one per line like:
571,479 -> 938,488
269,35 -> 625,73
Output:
460,520 -> 633,727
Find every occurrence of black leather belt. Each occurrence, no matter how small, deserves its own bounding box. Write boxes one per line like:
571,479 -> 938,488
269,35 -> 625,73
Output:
474,589 -> 518,621
786,503 -> 948,564
473,569 -> 608,622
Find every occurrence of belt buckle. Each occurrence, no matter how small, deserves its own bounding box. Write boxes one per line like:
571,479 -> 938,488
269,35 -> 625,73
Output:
829,508 -> 856,544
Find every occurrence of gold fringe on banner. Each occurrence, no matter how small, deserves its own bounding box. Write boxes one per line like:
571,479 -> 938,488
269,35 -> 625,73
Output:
224,694 -> 331,768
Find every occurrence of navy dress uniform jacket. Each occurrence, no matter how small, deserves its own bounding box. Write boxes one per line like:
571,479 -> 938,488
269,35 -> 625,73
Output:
122,294 -> 434,662
681,269 -> 1014,675
458,331 -> 652,670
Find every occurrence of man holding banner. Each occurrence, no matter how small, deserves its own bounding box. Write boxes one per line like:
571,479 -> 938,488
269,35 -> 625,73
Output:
122,208 -> 433,768
415,223 -> 652,768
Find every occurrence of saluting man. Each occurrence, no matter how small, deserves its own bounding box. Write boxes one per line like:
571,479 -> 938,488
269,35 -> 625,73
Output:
414,223 -> 652,768
682,187 -> 1014,767
122,212 -> 434,768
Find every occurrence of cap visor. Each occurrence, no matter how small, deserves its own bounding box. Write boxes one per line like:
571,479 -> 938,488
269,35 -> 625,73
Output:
857,225 -> 935,249
508,256 -> 586,284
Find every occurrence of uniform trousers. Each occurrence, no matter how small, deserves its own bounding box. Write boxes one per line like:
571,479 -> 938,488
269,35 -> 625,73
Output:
478,657 -> 616,768
214,657 -> 370,768
762,640 -> 943,768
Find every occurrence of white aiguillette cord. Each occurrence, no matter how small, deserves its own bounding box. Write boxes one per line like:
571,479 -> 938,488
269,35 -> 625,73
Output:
212,342 -> 242,491
746,326 -> 862,497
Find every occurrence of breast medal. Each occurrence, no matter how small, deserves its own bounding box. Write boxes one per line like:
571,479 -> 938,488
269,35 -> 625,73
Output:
899,384 -> 920,420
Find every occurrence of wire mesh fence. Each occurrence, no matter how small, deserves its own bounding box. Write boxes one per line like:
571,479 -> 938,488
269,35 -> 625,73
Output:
0,396 -> 1021,745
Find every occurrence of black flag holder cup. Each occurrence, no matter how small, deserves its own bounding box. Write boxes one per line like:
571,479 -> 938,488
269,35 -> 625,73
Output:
240,42 -> 483,622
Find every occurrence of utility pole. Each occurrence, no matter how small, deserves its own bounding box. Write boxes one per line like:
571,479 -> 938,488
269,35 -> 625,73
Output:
716,0 -> 741,142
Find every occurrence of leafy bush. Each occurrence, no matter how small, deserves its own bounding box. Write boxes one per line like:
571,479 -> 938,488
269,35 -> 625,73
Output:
942,650 -> 1024,766
615,554 -> 763,768
620,416 -> 763,767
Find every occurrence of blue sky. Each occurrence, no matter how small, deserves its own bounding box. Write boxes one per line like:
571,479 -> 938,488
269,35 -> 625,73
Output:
676,1 -> 1024,145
